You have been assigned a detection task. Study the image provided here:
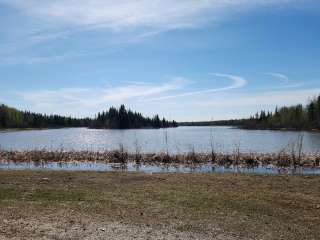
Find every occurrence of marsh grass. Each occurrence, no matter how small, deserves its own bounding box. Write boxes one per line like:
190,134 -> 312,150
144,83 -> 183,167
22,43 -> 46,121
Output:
186,145 -> 201,164
209,126 -> 217,163
277,149 -> 292,167
242,153 -> 259,167
0,144 -> 318,169
111,144 -> 128,164
315,154 -> 320,167
133,138 -> 142,165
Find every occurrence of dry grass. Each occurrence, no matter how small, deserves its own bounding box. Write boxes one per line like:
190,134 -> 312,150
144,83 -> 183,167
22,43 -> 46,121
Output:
0,170 -> 319,239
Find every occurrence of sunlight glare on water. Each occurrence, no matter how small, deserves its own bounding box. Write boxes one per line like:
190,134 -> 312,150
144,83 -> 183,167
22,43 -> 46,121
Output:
0,126 -> 320,154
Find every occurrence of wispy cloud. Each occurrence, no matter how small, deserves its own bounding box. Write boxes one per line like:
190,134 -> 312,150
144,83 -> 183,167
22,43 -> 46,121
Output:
13,78 -> 186,114
1,0 -> 301,40
3,1 -> 301,30
11,72 -> 303,115
0,53 -> 72,65
3,72 -> 319,120
147,73 -> 247,101
180,88 -> 320,121
197,88 -> 320,108
8,73 -> 247,115
265,72 -> 289,83
0,0 -> 305,65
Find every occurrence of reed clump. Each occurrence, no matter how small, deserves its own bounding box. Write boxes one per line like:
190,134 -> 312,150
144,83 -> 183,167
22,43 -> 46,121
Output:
151,152 -> 179,164
277,151 -> 292,168
185,146 -> 201,164
109,144 -> 128,164
312,153 -> 320,167
216,153 -> 233,166
242,153 -> 260,167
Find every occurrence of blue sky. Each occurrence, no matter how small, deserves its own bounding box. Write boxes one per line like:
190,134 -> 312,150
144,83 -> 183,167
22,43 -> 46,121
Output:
0,0 -> 319,121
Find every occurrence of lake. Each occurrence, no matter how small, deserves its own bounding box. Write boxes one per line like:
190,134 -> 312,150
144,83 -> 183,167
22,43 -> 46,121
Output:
0,126 -> 320,154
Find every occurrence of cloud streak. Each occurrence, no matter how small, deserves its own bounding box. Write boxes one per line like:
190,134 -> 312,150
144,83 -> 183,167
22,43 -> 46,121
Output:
197,89 -> 320,108
0,0 -> 305,65
2,0 -> 300,32
265,72 -> 289,83
14,78 -> 186,112
2,72 -> 318,120
183,88 -> 320,121
147,73 -> 247,101
8,73 -> 247,115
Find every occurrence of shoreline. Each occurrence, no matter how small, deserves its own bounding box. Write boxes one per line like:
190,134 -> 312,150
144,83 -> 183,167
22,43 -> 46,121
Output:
0,127 -> 65,133
2,125 -> 320,133
0,126 -> 177,133
237,126 -> 320,133
178,124 -> 320,133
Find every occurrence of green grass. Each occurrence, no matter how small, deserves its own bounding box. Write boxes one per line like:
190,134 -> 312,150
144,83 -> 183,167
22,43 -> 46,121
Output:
0,187 -> 20,200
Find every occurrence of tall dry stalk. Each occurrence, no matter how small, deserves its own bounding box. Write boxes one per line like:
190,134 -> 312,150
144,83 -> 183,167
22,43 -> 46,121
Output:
234,142 -> 241,166
187,144 -> 199,164
209,126 -> 216,163
134,137 -> 141,164
164,129 -> 169,155
297,134 -> 304,166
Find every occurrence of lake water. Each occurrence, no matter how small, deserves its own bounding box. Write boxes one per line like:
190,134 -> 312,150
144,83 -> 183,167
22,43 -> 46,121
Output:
0,126 -> 320,154
0,161 -> 319,175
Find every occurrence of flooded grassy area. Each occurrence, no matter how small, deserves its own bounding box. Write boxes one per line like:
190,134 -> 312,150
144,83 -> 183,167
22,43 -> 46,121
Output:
0,170 -> 319,239
1,149 -> 320,168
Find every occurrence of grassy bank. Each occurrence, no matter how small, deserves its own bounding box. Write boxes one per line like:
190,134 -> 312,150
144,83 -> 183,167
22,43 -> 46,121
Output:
0,170 -> 319,239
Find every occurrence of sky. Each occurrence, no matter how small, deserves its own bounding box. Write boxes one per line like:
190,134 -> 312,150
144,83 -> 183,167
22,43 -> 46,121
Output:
0,0 -> 319,121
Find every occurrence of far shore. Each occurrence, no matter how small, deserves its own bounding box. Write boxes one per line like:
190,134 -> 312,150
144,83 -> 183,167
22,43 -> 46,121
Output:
238,126 -> 320,132
178,123 -> 320,132
0,125 -> 176,133
2,125 -> 320,133
0,127 -> 60,133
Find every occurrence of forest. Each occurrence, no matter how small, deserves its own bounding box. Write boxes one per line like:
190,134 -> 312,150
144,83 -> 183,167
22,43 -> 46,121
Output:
181,94 -> 320,130
2,94 -> 320,130
91,105 -> 177,129
0,104 -> 177,129
240,94 -> 320,130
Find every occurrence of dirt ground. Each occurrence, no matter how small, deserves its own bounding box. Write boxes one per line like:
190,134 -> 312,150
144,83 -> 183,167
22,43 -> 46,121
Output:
0,170 -> 319,239
0,216 -> 243,240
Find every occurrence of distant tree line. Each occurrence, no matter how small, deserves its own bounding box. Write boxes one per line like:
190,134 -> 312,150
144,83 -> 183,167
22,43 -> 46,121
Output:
92,105 -> 177,129
241,95 -> 320,130
179,94 -> 320,131
0,104 -> 177,129
0,104 -> 90,129
179,120 -> 244,127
